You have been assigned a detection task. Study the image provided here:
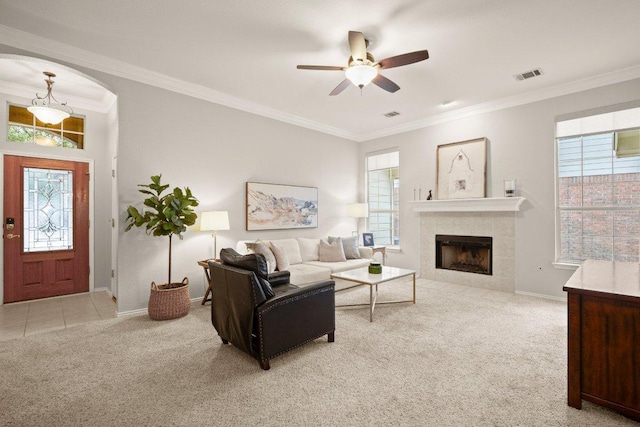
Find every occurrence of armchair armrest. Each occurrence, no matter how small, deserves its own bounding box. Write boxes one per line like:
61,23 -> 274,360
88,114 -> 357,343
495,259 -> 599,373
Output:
256,280 -> 335,362
358,247 -> 373,258
267,270 -> 290,287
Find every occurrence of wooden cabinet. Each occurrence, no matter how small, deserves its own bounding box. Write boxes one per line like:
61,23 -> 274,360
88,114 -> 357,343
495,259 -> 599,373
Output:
563,260 -> 640,421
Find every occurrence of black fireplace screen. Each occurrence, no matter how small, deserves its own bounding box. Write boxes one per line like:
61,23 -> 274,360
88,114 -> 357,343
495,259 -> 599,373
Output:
435,235 -> 493,275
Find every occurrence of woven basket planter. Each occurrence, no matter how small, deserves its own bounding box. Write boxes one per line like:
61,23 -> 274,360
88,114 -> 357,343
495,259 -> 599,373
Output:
148,277 -> 191,320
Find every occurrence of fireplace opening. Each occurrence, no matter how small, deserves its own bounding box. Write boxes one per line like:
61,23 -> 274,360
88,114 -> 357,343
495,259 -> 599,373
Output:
435,235 -> 493,275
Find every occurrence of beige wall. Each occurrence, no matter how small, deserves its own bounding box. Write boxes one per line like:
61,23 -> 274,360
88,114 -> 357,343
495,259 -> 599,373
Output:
0,46 -> 361,313
2,43 -> 639,309
359,77 -> 640,299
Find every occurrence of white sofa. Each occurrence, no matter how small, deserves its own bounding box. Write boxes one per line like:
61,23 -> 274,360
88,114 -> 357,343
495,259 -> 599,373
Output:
236,237 -> 374,286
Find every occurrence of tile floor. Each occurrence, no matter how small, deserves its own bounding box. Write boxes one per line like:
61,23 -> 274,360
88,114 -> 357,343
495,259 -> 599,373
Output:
0,291 -> 117,341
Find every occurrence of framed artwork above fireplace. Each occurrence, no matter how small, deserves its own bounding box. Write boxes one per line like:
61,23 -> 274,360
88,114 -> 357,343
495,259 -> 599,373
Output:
436,137 -> 487,200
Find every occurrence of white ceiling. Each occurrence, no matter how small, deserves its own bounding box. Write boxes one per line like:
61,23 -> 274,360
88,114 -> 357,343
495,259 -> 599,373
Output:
1,0 -> 639,141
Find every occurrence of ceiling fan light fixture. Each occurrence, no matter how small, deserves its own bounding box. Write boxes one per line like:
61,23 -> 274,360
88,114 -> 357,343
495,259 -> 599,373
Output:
27,71 -> 73,125
345,65 -> 378,88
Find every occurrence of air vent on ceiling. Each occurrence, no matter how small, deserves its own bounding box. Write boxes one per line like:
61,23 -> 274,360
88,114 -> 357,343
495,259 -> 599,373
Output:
514,68 -> 543,81
383,111 -> 400,118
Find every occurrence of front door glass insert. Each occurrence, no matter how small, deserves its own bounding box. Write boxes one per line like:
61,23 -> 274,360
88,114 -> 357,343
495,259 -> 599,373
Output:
23,167 -> 73,252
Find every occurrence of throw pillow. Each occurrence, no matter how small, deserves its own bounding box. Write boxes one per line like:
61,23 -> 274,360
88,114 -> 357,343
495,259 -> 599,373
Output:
245,240 -> 276,273
269,241 -> 290,271
329,235 -> 361,259
296,237 -> 320,262
319,238 -> 347,262
270,239 -> 303,264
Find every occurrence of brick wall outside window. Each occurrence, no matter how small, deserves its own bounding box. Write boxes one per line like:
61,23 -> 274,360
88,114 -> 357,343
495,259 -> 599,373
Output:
558,173 -> 640,262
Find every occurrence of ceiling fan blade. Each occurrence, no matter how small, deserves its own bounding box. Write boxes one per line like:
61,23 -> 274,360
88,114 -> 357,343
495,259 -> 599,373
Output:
329,79 -> 351,96
297,65 -> 345,71
372,74 -> 400,93
348,31 -> 367,63
377,50 -> 429,69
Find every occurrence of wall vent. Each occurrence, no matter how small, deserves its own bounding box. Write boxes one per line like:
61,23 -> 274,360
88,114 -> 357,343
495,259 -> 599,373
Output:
383,111 -> 400,117
514,68 -> 543,81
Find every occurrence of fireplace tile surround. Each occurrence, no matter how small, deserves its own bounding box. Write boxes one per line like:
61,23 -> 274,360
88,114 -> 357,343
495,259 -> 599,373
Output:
420,211 -> 516,292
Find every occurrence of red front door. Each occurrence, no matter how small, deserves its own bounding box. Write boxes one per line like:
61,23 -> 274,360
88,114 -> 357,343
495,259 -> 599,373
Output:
3,155 -> 89,303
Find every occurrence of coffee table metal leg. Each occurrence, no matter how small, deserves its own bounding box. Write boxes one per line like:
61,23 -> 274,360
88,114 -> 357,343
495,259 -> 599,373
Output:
333,270 -> 416,322
413,273 -> 416,303
369,284 -> 375,322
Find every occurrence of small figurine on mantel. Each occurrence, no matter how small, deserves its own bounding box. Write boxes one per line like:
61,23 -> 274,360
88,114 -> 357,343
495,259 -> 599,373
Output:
427,190 -> 433,200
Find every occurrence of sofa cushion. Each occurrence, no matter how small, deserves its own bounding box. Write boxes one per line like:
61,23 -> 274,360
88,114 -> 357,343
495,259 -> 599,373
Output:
245,240 -> 276,273
270,238 -> 303,265
235,240 -> 252,254
296,237 -> 320,262
329,235 -> 361,259
269,241 -> 290,271
319,238 -> 347,262
288,263 -> 332,286
304,258 -> 371,273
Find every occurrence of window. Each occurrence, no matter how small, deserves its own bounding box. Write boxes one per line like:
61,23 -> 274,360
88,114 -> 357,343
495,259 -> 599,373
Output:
556,107 -> 640,264
7,104 -> 84,149
24,168 -> 74,252
366,150 -> 399,246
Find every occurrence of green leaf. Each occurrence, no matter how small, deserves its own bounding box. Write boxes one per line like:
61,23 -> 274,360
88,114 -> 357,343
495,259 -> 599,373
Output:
124,174 -> 199,279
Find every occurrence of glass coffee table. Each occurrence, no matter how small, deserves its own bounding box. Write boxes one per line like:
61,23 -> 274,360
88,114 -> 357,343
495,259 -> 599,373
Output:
331,266 -> 416,322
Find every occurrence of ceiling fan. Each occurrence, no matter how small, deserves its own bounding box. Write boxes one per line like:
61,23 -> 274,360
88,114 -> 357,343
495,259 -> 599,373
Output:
297,30 -> 429,96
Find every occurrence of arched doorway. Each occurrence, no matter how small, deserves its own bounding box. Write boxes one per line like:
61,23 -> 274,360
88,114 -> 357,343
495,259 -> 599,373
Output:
0,55 -> 118,307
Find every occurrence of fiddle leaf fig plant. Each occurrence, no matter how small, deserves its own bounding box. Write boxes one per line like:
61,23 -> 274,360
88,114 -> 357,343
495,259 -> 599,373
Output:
125,174 -> 199,284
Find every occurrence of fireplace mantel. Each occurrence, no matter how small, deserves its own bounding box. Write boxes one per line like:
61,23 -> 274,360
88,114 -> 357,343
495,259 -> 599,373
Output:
409,197 -> 526,213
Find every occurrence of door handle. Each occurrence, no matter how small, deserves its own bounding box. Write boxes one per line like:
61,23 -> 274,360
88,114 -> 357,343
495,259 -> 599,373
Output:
5,233 -> 20,239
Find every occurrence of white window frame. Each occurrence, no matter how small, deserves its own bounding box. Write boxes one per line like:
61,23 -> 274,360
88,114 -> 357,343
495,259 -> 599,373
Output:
366,148 -> 400,248
555,105 -> 640,268
7,103 -> 85,149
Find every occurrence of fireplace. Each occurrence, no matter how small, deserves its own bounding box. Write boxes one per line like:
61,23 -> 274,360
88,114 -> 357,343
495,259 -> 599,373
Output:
435,235 -> 493,275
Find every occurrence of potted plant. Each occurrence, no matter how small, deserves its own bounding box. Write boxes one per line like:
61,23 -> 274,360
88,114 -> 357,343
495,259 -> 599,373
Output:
125,174 -> 199,320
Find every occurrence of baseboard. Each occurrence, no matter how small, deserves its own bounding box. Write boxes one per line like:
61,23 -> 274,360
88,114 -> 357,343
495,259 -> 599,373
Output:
515,290 -> 566,302
93,287 -> 112,298
116,308 -> 148,317
116,297 -> 204,317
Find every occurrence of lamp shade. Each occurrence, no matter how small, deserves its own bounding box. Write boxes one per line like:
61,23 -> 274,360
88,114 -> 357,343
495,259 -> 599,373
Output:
347,203 -> 369,218
200,211 -> 230,231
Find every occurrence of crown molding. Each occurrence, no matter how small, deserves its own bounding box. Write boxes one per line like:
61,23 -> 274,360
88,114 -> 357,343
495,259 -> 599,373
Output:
357,64 -> 640,142
1,24 -> 638,144
0,24 -> 360,141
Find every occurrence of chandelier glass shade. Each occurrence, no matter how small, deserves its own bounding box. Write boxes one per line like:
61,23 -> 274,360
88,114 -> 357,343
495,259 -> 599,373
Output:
27,72 -> 72,125
345,65 -> 378,88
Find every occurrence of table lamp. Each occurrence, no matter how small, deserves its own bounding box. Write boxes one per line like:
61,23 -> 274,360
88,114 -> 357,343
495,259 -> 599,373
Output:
200,211 -> 230,259
347,203 -> 369,239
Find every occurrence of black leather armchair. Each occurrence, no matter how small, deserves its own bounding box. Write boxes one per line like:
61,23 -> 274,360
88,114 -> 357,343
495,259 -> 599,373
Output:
209,248 -> 335,370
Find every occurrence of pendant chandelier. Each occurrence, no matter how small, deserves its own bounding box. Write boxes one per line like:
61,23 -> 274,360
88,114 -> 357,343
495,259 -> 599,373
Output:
28,71 -> 73,125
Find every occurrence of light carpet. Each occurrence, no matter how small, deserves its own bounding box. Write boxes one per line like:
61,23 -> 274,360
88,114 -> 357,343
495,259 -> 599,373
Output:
0,279 -> 636,426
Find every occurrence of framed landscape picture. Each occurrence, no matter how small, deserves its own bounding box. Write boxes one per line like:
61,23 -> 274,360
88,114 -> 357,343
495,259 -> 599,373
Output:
436,137 -> 487,199
246,182 -> 318,230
